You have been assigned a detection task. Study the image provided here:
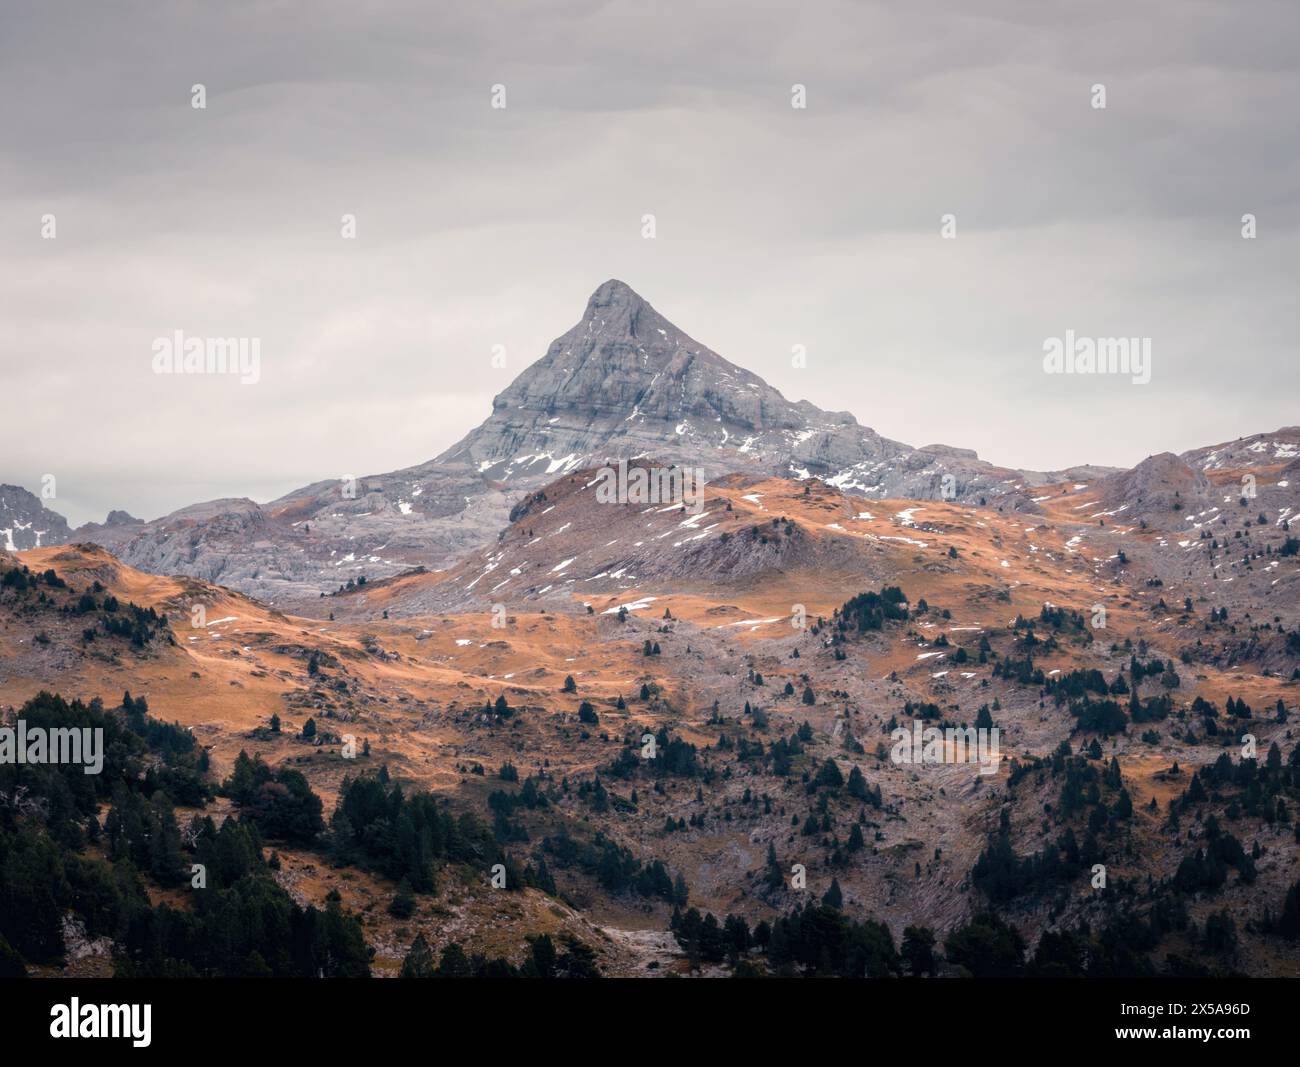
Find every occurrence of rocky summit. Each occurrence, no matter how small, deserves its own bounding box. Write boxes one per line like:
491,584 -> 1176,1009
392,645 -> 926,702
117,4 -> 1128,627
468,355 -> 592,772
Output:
2,282 -> 1289,605
0,483 -> 72,551
438,279 -> 1095,502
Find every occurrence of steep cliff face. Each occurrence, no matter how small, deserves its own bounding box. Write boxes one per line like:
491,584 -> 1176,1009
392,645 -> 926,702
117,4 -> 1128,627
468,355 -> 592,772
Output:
442,278 -> 892,480
0,484 -> 72,550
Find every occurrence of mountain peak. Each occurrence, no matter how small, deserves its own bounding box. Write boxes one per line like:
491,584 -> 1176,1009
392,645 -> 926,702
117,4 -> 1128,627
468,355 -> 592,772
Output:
482,279 -> 789,435
579,278 -> 661,344
586,278 -> 643,311
0,483 -> 73,550
436,279 -> 918,494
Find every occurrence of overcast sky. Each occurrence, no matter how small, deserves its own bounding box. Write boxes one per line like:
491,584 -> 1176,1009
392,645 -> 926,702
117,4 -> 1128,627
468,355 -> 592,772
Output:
2,0 -> 1296,526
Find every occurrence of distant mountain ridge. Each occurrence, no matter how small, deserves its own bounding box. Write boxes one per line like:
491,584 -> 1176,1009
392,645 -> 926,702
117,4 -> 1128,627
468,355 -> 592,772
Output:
3,281 -> 1295,600
0,484 -> 72,551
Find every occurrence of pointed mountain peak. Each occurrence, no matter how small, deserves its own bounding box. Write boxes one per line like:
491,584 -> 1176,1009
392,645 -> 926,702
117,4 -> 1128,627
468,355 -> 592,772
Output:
452,278 -> 892,480
579,278 -> 662,342
586,278 -> 644,311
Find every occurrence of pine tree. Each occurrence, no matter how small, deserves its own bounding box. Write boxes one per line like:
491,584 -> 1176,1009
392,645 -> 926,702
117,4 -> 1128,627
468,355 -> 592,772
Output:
822,878 -> 843,908
436,942 -> 472,977
401,933 -> 435,978
814,758 -> 844,790
388,879 -> 416,918
1279,879 -> 1300,940
529,934 -> 557,978
1114,788 -> 1133,820
847,765 -> 868,799
901,926 -> 936,976
764,842 -> 783,889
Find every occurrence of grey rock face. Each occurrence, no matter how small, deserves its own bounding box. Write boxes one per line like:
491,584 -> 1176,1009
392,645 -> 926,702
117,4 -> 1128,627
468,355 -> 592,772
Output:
432,280 -> 1075,515
37,280 -> 1283,601
456,279 -> 882,471
74,510 -> 143,541
1095,452 -> 1211,521
1180,426 -> 1300,472
0,484 -> 73,550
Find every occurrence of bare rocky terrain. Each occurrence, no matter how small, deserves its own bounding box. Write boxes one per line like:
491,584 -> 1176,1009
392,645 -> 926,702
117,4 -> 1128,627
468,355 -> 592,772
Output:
3,285 -> 1298,978
3,433 -> 1297,975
